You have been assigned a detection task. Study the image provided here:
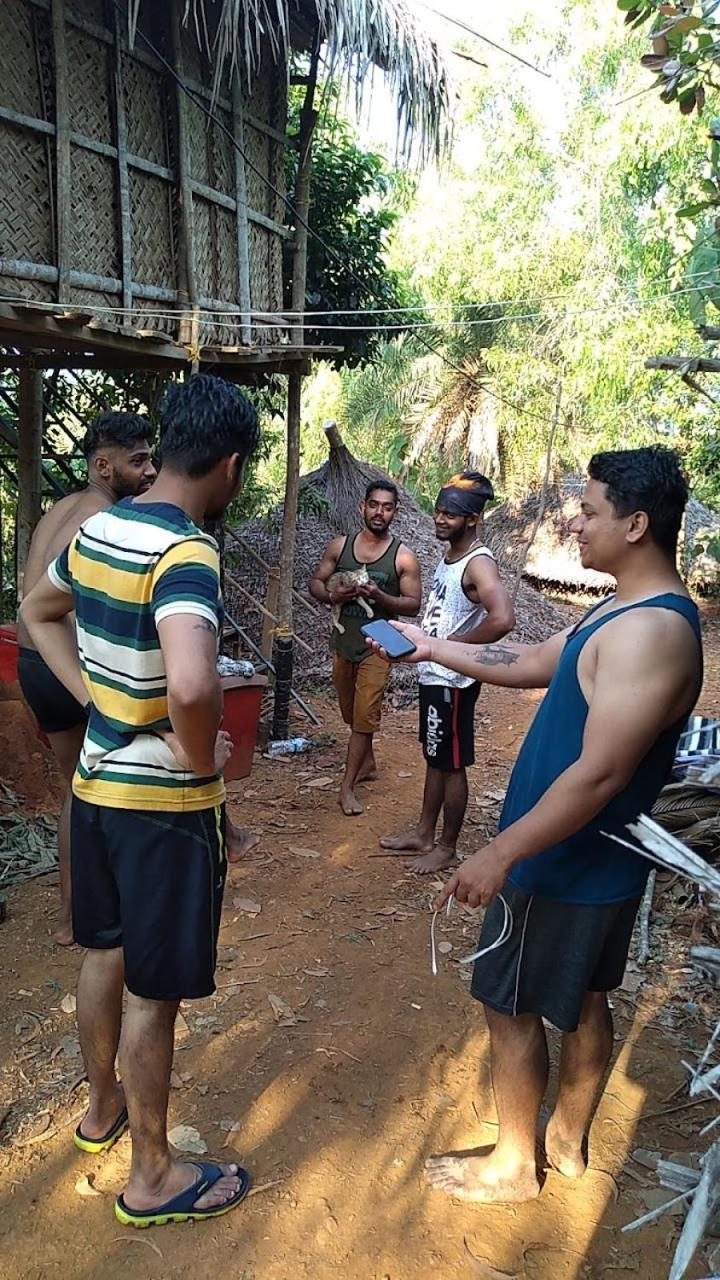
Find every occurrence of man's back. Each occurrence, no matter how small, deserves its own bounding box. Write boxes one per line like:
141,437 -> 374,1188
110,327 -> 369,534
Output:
50,497 -> 224,812
17,489 -> 110,646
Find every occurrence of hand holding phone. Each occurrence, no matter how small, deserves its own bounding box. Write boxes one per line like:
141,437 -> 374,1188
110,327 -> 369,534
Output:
361,619 -> 421,661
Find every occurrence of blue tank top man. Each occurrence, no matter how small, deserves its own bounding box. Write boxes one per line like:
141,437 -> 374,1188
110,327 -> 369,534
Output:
402,447 -> 704,1208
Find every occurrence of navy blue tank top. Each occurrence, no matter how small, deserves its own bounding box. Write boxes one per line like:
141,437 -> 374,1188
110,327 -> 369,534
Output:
503,593 -> 702,905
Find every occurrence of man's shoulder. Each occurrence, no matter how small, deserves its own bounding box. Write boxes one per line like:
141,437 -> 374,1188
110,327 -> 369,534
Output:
597,596 -> 700,665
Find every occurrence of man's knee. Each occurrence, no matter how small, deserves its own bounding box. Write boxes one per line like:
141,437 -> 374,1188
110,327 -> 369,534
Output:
484,1004 -> 541,1041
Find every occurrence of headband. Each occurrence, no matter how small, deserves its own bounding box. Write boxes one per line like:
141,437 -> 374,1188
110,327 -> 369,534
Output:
436,484 -> 488,517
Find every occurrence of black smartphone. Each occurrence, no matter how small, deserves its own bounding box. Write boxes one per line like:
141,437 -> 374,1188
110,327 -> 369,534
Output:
361,619 -> 417,658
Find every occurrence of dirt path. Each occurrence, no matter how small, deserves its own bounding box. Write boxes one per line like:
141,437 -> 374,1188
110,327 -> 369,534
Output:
0,630 -> 718,1280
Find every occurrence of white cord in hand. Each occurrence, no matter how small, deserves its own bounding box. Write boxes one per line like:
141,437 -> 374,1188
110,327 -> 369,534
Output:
430,893 -> 513,976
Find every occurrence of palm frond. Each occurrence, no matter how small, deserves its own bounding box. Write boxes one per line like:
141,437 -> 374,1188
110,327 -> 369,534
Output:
127,0 -> 451,162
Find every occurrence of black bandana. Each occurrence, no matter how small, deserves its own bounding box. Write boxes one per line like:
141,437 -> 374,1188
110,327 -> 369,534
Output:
436,484 -> 488,517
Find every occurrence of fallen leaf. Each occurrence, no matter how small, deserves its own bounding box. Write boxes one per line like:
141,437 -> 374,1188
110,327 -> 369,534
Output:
464,1239 -> 518,1279
27,1113 -> 51,1139
398,771 -> 412,778
111,1236 -> 163,1259
167,1124 -> 207,1154
289,845 -> 321,859
233,897 -> 262,915
268,993 -> 297,1025
75,1173 -> 103,1198
58,1035 -> 81,1058
305,778 -> 335,789
303,967 -> 329,977
438,941 -> 453,955
60,993 -> 77,1014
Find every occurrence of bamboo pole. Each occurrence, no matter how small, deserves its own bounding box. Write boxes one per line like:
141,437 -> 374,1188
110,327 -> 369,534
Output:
51,0 -> 70,305
224,528 -> 318,615
272,32 -> 320,739
16,362 -> 44,596
511,379 -> 563,605
112,9 -> 132,313
170,7 -> 197,349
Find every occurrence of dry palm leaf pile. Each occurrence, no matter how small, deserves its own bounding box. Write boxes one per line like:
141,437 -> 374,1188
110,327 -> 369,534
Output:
652,718 -> 720,871
226,431 -> 571,692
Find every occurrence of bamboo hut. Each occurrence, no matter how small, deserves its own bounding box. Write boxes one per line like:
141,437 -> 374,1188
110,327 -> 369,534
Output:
0,0 -> 450,730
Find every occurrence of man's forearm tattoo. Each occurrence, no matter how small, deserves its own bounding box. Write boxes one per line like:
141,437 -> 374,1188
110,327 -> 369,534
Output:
473,644 -> 519,667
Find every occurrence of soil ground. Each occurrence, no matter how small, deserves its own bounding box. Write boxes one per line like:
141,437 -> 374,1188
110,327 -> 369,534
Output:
0,623 -> 718,1280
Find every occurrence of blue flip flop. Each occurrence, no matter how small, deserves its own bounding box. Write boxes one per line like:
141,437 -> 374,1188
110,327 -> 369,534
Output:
74,1106 -> 129,1154
114,1161 -> 251,1228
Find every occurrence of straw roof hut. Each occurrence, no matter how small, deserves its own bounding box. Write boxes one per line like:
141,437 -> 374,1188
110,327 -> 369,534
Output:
485,476 -> 720,597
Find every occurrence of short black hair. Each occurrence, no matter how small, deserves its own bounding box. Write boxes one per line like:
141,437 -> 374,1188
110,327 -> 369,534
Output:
365,479 -> 398,504
159,374 -> 259,478
81,411 -> 151,461
588,446 -> 689,555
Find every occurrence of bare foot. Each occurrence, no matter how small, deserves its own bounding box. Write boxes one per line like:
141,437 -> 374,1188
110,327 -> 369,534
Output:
78,1082 -> 126,1142
356,766 -> 378,783
544,1114 -> 588,1178
53,918 -> 74,947
409,844 -> 455,875
379,828 -> 433,852
226,823 -> 261,864
122,1160 -> 242,1213
425,1153 -> 540,1204
340,785 -> 363,816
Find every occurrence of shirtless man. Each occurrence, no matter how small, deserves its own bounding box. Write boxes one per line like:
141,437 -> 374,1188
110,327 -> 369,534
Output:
17,412 -> 156,944
380,472 -> 514,873
369,447 -> 703,1204
309,481 -> 421,815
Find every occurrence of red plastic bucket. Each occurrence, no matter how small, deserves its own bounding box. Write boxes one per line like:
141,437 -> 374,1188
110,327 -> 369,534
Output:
0,624 -> 19,685
221,674 -> 267,782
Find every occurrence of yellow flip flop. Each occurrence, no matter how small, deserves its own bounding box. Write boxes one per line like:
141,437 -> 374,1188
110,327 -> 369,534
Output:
73,1107 -> 129,1154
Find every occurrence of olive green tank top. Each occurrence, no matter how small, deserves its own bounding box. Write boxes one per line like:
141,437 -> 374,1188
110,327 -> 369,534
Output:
332,533 -> 402,663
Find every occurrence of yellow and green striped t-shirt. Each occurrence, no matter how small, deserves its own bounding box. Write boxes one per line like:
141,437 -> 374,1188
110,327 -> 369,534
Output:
48,498 -> 225,812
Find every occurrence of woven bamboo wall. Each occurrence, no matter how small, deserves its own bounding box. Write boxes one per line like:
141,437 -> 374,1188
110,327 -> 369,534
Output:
0,0 -> 288,349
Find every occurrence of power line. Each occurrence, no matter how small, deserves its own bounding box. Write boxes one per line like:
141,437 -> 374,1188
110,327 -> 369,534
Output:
415,1 -> 552,79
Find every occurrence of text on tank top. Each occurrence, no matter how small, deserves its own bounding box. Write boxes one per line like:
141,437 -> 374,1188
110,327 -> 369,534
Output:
418,545 -> 495,688
332,533 -> 402,663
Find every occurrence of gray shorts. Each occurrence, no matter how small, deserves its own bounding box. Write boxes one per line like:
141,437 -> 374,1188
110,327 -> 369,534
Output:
470,881 -> 641,1032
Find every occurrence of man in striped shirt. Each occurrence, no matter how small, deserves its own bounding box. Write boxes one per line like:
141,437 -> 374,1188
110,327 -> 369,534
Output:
21,374 -> 259,1228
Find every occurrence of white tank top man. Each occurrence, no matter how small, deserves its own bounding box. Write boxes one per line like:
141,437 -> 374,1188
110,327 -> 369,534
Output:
379,472 -> 515,873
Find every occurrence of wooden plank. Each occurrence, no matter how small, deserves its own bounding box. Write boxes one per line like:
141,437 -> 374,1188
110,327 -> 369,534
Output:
51,0 -> 71,305
16,363 -> 43,590
232,76 -> 252,345
190,180 -> 236,212
0,257 -> 178,302
247,207 -> 292,239
645,356 -> 720,373
112,10 -> 132,313
0,104 -> 54,136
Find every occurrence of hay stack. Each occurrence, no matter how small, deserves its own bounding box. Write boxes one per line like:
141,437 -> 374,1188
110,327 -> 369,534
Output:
226,430 -> 571,688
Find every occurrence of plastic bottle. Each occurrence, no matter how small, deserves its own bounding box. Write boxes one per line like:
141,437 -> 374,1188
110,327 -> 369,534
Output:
266,737 -> 313,757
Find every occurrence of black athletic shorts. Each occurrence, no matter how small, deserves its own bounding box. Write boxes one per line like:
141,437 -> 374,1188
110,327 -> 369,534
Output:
419,682 -> 480,771
470,880 -> 642,1033
17,646 -> 87,735
71,797 -> 227,1001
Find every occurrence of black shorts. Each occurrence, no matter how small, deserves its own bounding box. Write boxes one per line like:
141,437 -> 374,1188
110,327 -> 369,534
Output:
17,646 -> 87,735
470,881 -> 641,1032
419,682 -> 480,771
71,797 -> 227,1001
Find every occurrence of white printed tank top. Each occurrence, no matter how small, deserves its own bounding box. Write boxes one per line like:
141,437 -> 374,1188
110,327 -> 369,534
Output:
418,545 -> 495,688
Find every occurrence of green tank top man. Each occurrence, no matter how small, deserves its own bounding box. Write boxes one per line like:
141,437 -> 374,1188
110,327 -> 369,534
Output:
332,533 -> 402,663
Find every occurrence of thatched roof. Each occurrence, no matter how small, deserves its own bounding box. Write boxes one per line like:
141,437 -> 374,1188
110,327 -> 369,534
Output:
226,435 -> 572,695
129,0 -> 451,161
485,477 -> 612,595
486,478 -> 720,596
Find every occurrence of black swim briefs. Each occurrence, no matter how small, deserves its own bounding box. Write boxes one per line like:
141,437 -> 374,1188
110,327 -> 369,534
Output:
470,881 -> 641,1033
17,646 -> 88,735
71,797 -> 227,1001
